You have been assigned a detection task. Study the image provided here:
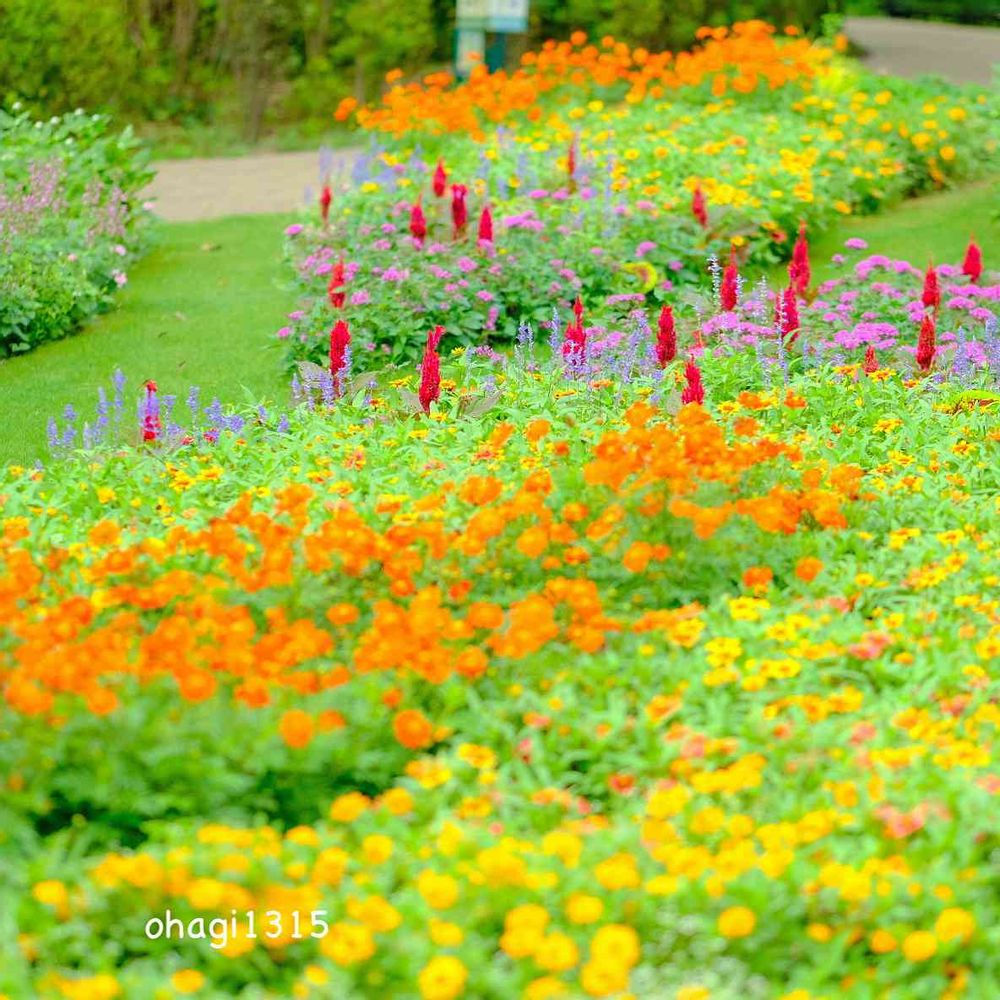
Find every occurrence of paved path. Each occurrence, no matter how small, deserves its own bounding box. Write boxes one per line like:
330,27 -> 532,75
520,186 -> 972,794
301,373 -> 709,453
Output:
845,16 -> 1000,86
144,148 -> 360,222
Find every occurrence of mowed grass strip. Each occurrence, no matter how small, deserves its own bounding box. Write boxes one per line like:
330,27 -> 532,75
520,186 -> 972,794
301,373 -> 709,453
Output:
780,176 -> 1000,284
0,214 -> 294,466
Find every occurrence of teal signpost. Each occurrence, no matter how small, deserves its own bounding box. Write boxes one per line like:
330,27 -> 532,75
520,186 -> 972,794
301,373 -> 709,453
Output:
455,0 -> 530,78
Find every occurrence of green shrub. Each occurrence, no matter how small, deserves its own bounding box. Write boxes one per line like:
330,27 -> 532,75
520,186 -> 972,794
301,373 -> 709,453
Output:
0,105 -> 153,357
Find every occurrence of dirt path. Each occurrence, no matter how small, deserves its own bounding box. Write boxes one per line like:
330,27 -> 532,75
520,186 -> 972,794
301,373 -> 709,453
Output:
144,148 -> 360,222
844,16 -> 1000,86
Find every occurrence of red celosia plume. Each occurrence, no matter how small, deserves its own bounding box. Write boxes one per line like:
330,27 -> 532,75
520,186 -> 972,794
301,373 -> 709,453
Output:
433,160 -> 447,198
692,184 -> 708,229
451,184 -> 468,239
410,200 -> 427,245
319,184 -> 332,225
777,286 -> 799,341
921,263 -> 940,310
863,344 -> 878,374
563,296 -> 586,362
328,259 -> 346,308
720,252 -> 739,311
419,326 -> 444,414
962,237 -> 982,283
790,221 -> 810,296
916,313 -> 936,372
330,319 -> 351,394
655,304 -> 676,367
680,360 -> 705,405
478,204 -> 493,244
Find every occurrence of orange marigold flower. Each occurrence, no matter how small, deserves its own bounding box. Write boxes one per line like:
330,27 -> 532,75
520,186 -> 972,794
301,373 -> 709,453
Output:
393,708 -> 436,750
795,557 -> 824,582
326,603 -> 360,626
279,709 -> 315,749
455,647 -> 489,679
742,566 -> 773,591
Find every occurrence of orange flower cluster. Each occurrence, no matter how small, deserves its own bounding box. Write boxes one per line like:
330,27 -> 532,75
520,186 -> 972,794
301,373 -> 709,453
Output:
338,22 -> 831,138
0,401 -> 854,752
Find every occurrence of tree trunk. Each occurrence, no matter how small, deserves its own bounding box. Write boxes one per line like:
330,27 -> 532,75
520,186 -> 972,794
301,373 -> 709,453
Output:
172,0 -> 200,92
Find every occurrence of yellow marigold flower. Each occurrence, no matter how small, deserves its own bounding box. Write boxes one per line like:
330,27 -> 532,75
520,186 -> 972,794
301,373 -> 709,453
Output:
378,787 -> 414,815
58,975 -> 121,1000
594,853 -> 641,890
329,792 -> 370,822
312,847 -> 349,886
320,922 -> 376,966
361,834 -> 394,864
677,987 -> 712,1000
535,931 -> 580,972
32,880 -> 70,919
429,918 -> 464,947
870,929 -> 897,954
647,785 -> 690,818
718,906 -> 756,938
170,970 -> 205,994
566,893 -> 604,925
346,895 -> 401,933
525,976 -> 570,999
934,907 -> 976,942
418,956 -> 468,1000
902,930 -> 937,961
418,870 -> 460,909
580,961 -> 629,997
590,924 -> 640,967
542,830 -> 583,868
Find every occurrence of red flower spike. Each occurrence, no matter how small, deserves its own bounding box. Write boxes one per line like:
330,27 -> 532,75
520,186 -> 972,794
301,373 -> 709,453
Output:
916,313 -> 936,373
921,263 -> 940,310
451,184 -> 468,240
327,259 -> 346,309
562,319 -> 586,362
433,160 -> 447,198
777,286 -> 799,340
478,204 -> 493,244
319,184 -> 332,225
680,360 -> 705,405
790,220 -> 810,296
655,305 -> 676,367
330,320 -> 351,395
692,184 -> 708,229
410,200 -> 427,245
568,136 -> 577,190
572,295 -> 584,325
720,253 -> 739,311
962,237 -> 982,283
419,326 -> 444,414
863,345 -> 878,374
141,380 -> 161,442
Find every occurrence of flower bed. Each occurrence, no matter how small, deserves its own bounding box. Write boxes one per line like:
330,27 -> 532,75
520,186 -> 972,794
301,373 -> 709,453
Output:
3,21 -> 1000,1000
0,105 -> 153,357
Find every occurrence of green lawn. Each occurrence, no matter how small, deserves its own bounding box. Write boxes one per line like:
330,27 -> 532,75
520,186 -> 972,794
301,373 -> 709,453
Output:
0,215 -> 293,466
782,176 -> 1000,284
1,176 -> 997,468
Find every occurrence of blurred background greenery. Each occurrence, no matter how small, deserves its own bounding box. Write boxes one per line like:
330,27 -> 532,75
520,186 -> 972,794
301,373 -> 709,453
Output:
0,0 -> 996,155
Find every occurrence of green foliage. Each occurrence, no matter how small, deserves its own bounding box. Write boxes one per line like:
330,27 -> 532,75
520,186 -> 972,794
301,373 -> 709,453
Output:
0,105 -> 153,357
530,0 -> 842,48
848,0 -> 999,23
